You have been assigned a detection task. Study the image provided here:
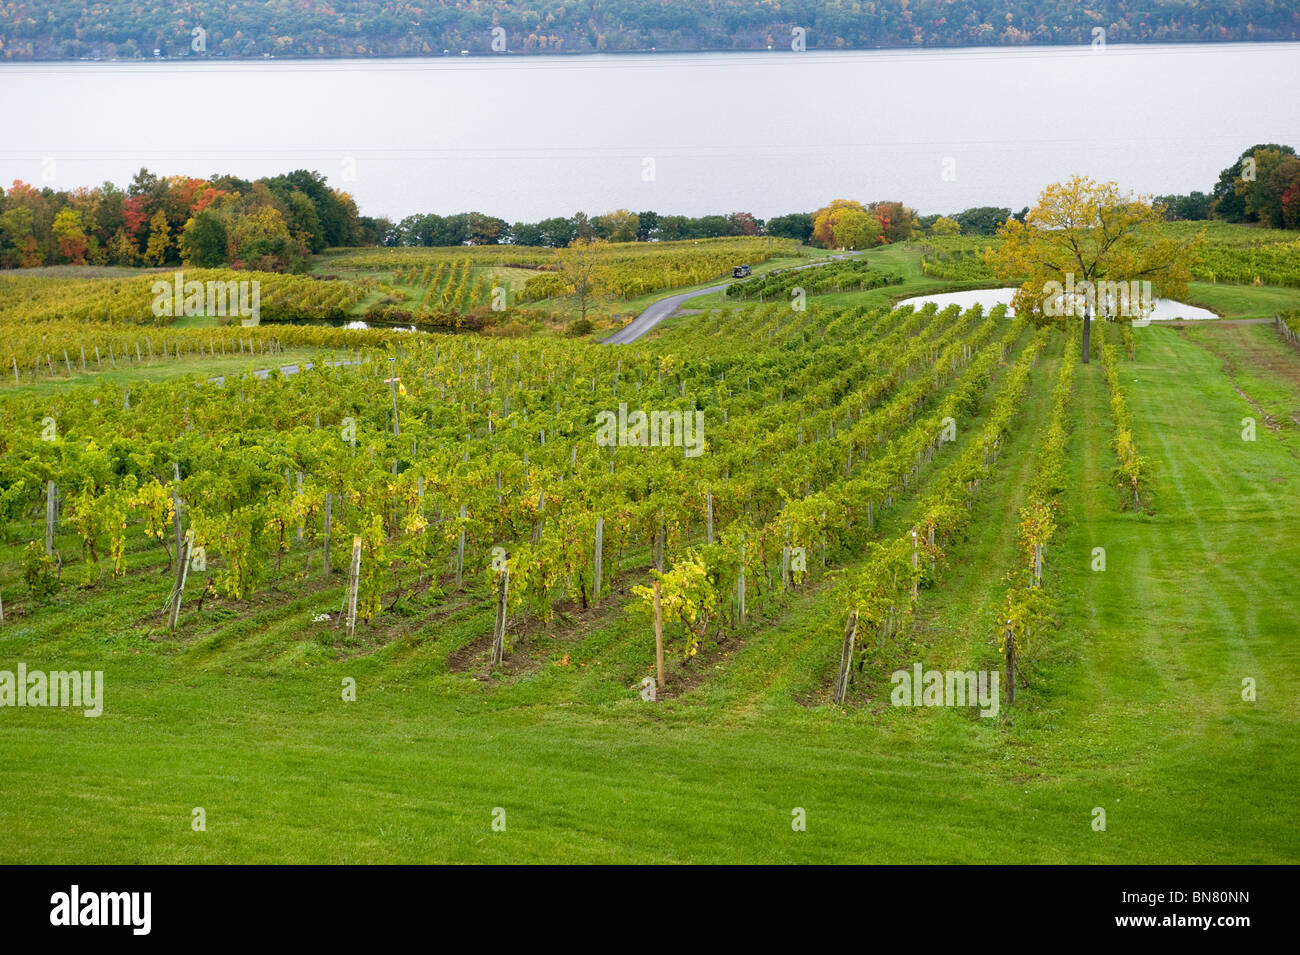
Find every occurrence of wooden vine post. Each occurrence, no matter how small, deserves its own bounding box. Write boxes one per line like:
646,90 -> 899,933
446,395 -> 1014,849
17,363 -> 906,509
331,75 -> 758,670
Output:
653,577 -> 665,693
531,490 -> 545,544
1004,618 -> 1016,708
736,541 -> 746,624
45,480 -> 57,558
654,509 -> 664,572
833,609 -> 859,704
593,515 -> 604,602
456,504 -> 466,588
345,536 -> 362,640
928,523 -> 936,577
168,536 -> 191,631
911,528 -> 919,598
384,375 -> 401,437
781,528 -> 793,591
491,562 -> 510,668
171,463 -> 184,563
322,493 -> 333,575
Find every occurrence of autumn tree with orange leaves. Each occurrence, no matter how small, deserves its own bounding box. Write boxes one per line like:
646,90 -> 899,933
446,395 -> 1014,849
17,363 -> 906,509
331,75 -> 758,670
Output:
811,199 -> 918,250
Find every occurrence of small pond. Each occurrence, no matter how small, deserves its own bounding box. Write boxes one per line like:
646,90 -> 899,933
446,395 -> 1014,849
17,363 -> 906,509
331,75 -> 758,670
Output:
262,317 -> 460,333
896,288 -> 1218,323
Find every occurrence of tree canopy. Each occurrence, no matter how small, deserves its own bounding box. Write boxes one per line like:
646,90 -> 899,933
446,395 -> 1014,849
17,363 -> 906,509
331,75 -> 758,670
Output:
989,176 -> 1202,361
4,1 -> 1295,58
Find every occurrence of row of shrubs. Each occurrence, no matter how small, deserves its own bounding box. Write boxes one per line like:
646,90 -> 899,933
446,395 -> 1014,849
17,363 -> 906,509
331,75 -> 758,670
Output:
726,261 -> 903,300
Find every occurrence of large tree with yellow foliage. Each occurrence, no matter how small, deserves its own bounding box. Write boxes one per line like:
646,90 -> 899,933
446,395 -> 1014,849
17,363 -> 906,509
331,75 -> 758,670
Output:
989,176 -> 1202,363
554,238 -> 614,322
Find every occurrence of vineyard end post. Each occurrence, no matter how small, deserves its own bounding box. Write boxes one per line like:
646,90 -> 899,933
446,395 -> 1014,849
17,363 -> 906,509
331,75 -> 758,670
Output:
169,537 -> 191,631
455,504 -> 466,589
45,480 -> 57,558
346,536 -> 362,640
491,565 -> 510,668
593,515 -> 604,603
834,609 -> 858,704
653,578 -> 665,693
1004,620 -> 1016,708
322,493 -> 332,576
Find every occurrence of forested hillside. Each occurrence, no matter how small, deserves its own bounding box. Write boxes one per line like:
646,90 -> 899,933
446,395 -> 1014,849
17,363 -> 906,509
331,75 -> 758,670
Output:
2,0 -> 1296,60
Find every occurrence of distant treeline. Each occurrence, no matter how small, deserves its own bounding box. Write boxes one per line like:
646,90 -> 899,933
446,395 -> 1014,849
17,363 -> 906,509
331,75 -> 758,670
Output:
0,169 -> 385,272
389,205 -> 1007,248
392,210 -> 790,247
0,177 -> 991,270
4,143 -> 1295,272
2,0 -> 1296,59
1157,144 -> 1300,230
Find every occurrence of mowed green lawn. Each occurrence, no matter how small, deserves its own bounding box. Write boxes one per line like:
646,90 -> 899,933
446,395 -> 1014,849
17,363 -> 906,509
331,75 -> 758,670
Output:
1184,281 -> 1300,319
0,324 -> 1297,863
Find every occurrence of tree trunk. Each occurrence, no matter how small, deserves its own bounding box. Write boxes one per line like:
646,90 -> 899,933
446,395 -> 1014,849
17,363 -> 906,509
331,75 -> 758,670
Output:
1081,302 -> 1092,365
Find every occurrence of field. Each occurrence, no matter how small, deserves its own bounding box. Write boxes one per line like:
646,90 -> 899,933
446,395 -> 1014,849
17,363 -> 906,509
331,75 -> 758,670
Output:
0,237 -> 802,342
1,258 -> 1299,861
318,237 -> 800,329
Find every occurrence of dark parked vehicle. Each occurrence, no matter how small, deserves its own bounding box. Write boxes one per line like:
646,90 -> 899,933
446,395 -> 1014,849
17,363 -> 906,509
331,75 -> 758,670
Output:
732,264 -> 752,278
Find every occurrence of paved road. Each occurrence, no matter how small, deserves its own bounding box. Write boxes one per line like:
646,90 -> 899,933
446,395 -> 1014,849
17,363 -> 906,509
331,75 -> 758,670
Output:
601,282 -> 732,345
601,252 -> 865,346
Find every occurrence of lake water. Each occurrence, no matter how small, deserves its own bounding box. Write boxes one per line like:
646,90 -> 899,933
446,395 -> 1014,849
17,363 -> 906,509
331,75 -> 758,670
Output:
3,44 -> 1298,222
897,288 -> 1220,322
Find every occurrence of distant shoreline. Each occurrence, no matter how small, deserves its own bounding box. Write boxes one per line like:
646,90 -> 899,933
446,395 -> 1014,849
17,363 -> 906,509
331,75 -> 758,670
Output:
3,37 -> 1298,66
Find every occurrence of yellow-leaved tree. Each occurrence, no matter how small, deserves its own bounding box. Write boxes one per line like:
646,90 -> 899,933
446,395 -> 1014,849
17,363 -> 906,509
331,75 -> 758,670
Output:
929,216 -> 961,237
812,199 -> 870,249
988,176 -> 1202,362
554,238 -> 614,323
143,209 -> 172,266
